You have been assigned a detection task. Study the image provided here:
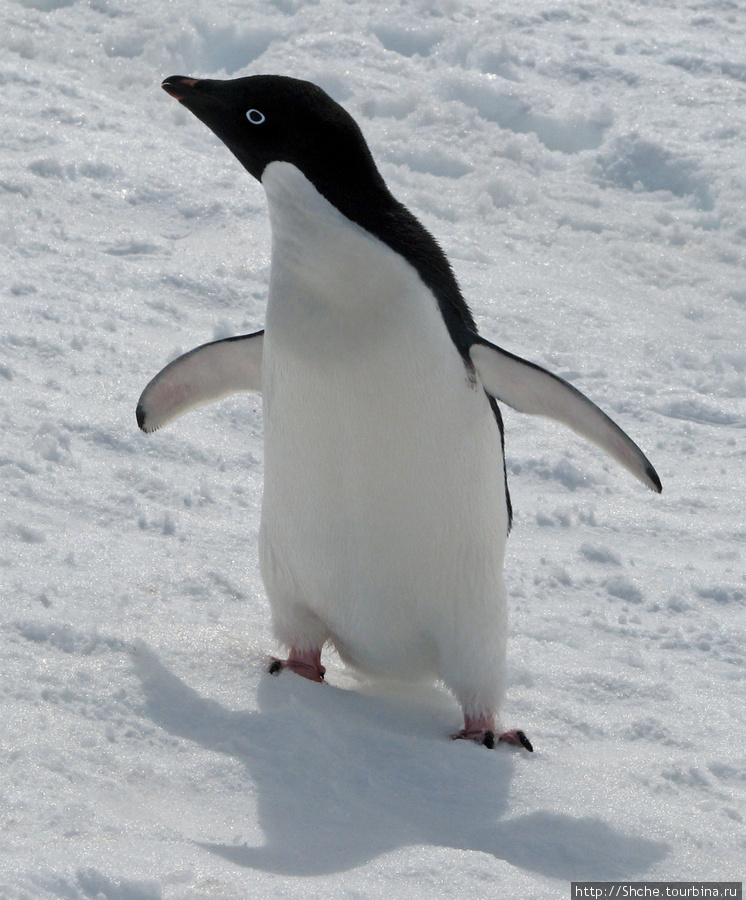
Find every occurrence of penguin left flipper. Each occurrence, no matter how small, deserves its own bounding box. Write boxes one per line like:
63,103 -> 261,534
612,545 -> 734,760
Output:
136,330 -> 263,433
469,337 -> 662,494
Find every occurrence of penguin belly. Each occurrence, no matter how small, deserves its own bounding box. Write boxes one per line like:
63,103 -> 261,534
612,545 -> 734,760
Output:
257,164 -> 509,714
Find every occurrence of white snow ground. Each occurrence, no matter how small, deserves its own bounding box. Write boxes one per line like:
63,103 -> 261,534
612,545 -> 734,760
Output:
1,0 -> 745,897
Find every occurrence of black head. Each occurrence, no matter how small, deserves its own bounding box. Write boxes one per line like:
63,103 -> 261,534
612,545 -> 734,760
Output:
162,74 -> 481,358
162,72 -> 482,347
162,75 -> 388,197
161,74 -> 477,340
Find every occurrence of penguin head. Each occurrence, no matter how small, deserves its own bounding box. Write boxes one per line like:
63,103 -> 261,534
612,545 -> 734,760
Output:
162,74 -> 386,197
162,74 -> 475,357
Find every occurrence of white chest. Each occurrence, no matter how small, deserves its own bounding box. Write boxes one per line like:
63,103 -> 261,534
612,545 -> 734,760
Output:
260,162 -> 491,501
257,163 -> 507,673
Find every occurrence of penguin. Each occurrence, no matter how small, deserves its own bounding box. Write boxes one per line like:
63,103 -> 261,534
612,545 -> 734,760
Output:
137,75 -> 662,751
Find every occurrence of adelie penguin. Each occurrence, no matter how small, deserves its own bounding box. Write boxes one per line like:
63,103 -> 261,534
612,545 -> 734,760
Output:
137,74 -> 662,751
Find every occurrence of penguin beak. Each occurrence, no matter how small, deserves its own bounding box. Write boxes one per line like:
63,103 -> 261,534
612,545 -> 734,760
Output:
162,76 -> 200,102
161,76 -> 232,118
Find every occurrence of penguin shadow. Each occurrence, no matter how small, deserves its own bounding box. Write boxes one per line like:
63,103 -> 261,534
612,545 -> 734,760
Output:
131,643 -> 668,879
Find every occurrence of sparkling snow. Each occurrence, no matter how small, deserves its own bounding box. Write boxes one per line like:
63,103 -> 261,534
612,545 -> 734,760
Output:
1,0 -> 744,897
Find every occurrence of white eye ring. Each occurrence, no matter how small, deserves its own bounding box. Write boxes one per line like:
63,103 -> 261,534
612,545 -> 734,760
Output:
246,109 -> 265,125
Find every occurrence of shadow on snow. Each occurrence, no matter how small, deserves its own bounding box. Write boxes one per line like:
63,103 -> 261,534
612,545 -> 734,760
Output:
131,642 -> 668,879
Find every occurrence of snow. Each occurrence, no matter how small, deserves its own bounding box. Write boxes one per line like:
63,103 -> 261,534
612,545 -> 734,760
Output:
1,0 -> 745,897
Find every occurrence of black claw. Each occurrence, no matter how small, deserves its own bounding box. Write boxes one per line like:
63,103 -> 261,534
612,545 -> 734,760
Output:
517,730 -> 534,752
268,659 -> 283,676
482,730 -> 495,749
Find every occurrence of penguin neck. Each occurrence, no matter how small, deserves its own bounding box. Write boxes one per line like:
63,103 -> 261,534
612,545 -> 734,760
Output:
262,161 -> 417,316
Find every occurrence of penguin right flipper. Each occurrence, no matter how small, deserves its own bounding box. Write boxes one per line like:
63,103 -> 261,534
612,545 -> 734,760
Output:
469,337 -> 662,493
137,330 -> 263,433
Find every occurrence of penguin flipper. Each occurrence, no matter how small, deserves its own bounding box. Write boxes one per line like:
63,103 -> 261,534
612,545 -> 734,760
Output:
469,337 -> 662,493
137,330 -> 263,433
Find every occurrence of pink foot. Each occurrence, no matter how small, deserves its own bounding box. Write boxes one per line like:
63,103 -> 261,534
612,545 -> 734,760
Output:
268,647 -> 326,683
452,715 -> 533,752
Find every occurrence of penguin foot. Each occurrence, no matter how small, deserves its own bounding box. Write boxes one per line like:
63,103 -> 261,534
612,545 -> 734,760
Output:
452,727 -> 497,748
496,729 -> 534,752
452,716 -> 533,751
268,648 -> 326,683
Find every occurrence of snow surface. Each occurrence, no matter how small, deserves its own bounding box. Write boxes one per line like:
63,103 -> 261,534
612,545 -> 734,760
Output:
2,0 -> 745,897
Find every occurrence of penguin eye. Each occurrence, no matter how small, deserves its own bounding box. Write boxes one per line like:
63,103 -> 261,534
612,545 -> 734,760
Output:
246,109 -> 265,125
